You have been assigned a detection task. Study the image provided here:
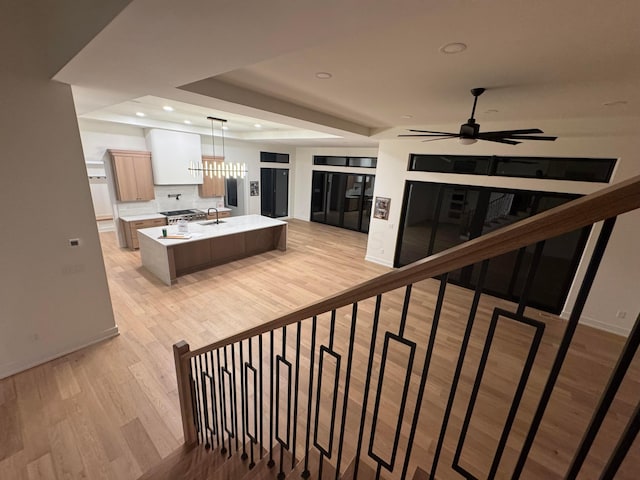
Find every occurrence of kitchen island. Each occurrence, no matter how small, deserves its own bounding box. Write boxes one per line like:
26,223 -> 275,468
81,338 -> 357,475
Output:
137,214 -> 287,285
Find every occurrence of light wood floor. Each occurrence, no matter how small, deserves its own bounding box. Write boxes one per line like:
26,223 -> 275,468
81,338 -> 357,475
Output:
0,219 -> 637,479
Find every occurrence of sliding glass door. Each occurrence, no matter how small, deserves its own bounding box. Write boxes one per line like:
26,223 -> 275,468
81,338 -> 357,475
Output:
395,181 -> 590,314
311,171 -> 374,233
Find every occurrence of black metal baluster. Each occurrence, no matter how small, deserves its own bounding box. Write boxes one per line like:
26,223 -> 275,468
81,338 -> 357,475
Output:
515,241 -> 545,318
512,217 -> 616,479
230,344 -> 239,454
318,310 -> 338,479
268,330 -> 275,467
189,358 -> 200,444
277,326 -> 288,480
401,277 -> 447,478
209,350 -> 221,450
302,316 -> 317,479
292,321 -> 302,470
194,355 -> 204,444
399,285 -> 412,335
247,337 -> 255,468
239,340 -> 247,460
259,334 -> 264,460
355,295 -> 383,480
566,313 -> 640,478
216,348 -> 229,455
429,259 -> 489,480
599,401 -> 640,480
452,309 -> 545,479
202,353 -> 212,450
335,303 -> 359,479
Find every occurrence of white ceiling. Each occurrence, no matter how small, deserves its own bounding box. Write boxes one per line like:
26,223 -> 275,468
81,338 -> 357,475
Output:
57,0 -> 640,146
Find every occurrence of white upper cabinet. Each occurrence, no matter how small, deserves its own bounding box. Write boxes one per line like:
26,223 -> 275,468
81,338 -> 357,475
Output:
145,129 -> 203,185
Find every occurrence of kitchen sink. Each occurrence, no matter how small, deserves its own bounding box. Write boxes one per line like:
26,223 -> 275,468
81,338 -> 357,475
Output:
198,220 -> 226,225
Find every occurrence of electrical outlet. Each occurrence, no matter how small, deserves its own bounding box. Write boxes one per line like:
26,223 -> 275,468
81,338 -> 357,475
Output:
616,310 -> 627,319
69,238 -> 80,247
379,248 -> 384,254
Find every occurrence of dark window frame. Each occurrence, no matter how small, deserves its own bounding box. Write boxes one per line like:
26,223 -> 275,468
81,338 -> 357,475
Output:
408,154 -> 616,183
313,155 -> 377,168
260,151 -> 290,164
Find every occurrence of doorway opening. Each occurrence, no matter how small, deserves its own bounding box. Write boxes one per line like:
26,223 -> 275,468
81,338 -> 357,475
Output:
261,168 -> 289,218
311,171 -> 375,233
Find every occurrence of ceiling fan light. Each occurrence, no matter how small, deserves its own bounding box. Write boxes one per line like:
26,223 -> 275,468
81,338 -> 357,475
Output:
458,137 -> 477,145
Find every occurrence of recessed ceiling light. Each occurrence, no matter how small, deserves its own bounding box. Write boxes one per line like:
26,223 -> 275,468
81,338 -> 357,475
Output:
135,112 -> 145,117
183,120 -> 191,124
254,124 -> 262,128
315,72 -> 333,79
603,100 -> 628,107
439,42 -> 467,54
163,106 -> 174,112
401,114 -> 413,119
222,125 -> 228,130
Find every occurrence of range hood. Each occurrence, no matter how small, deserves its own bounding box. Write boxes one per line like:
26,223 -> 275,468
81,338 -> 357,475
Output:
145,129 -> 202,185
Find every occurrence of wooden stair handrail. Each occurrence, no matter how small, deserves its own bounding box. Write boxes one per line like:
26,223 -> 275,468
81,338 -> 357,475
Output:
186,174 -> 640,359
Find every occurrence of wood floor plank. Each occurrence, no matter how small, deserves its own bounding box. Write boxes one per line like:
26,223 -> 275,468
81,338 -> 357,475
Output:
26,453 -> 58,480
0,449 -> 28,480
0,398 -> 23,461
121,418 -> 162,473
48,419 -> 86,480
53,362 -> 81,400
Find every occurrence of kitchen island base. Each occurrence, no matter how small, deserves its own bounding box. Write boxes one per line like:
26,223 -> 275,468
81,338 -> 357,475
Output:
138,215 -> 287,285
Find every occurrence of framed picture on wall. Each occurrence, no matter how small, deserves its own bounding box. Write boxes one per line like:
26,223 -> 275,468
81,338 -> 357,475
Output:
373,196 -> 391,220
250,181 -> 259,196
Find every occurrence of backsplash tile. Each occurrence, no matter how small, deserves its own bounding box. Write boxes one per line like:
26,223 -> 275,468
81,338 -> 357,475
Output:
116,185 -> 224,217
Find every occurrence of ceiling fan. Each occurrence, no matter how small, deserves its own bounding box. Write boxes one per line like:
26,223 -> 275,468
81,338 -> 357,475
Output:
399,88 -> 557,145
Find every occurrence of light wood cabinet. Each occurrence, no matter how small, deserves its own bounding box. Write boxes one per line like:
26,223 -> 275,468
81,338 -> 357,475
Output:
121,217 -> 167,250
198,156 -> 226,198
109,150 -> 155,201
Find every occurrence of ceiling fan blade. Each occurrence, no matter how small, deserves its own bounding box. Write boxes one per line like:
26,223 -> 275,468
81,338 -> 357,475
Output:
479,137 -> 521,145
503,135 -> 557,141
407,129 -> 458,135
479,128 -> 544,137
398,133 -> 459,138
421,136 -> 460,142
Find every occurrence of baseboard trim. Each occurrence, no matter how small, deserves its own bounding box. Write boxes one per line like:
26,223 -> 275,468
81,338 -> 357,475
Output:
577,315 -> 629,337
0,325 -> 120,380
365,255 -> 394,268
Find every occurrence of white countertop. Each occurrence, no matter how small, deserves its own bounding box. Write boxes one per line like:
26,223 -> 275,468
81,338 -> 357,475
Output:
119,213 -> 166,222
137,214 -> 287,246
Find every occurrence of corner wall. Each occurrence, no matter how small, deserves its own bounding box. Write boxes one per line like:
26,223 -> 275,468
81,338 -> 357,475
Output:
0,9 -> 118,378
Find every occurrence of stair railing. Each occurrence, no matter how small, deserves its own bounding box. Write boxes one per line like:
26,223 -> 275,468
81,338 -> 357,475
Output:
173,175 -> 640,479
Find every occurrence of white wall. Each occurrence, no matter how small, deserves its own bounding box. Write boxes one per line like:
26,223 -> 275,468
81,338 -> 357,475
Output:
368,132 -> 640,335
0,13 -> 117,378
293,147 -> 379,220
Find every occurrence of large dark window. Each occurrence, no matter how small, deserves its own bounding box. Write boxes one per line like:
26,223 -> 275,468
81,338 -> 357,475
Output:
395,181 -> 590,314
261,151 -> 289,163
409,154 -> 615,183
311,171 -> 374,233
314,156 -> 377,168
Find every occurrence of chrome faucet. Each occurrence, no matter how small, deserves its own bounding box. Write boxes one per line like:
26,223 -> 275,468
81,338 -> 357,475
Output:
207,207 -> 220,224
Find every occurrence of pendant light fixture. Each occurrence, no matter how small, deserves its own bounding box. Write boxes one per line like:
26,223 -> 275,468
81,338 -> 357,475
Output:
189,116 -> 247,179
